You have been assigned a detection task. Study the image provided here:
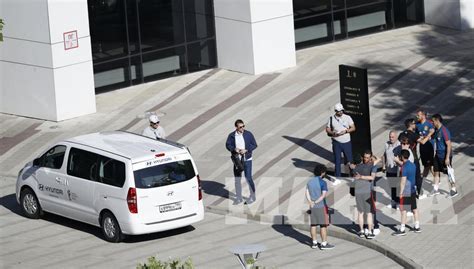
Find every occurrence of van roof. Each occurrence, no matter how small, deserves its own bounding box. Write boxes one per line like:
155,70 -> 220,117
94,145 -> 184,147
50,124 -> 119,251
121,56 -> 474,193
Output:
65,131 -> 189,163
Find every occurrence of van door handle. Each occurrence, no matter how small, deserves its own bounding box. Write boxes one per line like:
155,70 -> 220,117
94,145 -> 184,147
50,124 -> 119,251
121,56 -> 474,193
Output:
102,195 -> 108,199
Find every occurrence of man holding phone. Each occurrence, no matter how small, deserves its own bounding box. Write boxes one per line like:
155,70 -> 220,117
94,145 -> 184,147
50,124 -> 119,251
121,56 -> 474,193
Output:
326,103 -> 356,178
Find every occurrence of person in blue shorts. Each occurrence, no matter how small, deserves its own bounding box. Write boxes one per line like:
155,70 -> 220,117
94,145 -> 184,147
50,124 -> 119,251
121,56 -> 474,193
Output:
393,149 -> 421,236
306,164 -> 335,250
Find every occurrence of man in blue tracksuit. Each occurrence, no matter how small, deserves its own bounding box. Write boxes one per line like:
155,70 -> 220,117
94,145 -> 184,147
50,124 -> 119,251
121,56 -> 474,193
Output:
226,119 -> 258,205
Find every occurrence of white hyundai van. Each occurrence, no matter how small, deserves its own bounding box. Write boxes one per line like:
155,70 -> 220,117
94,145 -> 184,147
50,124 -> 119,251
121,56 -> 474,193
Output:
16,131 -> 204,242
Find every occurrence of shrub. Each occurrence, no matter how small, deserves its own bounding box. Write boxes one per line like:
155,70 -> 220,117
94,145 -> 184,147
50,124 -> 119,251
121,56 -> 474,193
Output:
137,256 -> 194,269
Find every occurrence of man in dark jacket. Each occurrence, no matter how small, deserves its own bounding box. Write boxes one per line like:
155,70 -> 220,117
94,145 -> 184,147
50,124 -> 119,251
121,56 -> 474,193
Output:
226,119 -> 258,205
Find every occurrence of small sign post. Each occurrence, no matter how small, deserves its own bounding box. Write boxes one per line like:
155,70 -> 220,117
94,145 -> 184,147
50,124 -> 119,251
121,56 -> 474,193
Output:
339,64 -> 371,161
63,30 -> 79,50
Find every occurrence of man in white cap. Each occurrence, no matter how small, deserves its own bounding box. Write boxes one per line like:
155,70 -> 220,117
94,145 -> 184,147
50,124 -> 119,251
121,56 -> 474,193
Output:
142,114 -> 166,139
326,103 -> 356,178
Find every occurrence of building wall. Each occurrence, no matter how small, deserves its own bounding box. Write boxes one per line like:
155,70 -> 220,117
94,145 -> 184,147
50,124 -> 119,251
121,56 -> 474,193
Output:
424,0 -> 474,30
214,0 -> 296,74
0,0 -> 96,121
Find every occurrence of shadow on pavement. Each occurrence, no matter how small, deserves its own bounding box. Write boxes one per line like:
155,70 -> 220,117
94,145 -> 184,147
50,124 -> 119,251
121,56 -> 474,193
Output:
0,193 -> 23,216
0,193 -> 196,243
283,135 -> 333,163
201,180 -> 230,199
271,224 -> 312,247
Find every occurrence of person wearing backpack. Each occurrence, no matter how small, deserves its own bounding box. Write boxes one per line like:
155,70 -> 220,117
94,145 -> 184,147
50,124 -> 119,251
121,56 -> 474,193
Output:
325,103 -> 356,178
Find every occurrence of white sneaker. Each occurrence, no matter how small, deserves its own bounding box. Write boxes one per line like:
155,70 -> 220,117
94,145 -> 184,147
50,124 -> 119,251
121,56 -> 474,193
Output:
418,194 -> 428,200
364,228 -> 369,236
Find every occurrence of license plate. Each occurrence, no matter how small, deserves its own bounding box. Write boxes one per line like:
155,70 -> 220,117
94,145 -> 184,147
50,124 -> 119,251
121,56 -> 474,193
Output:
159,202 -> 182,213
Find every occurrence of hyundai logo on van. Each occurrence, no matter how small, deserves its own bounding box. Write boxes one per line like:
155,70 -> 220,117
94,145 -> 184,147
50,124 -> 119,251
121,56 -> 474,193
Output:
145,157 -> 173,167
167,191 -> 174,196
38,184 -> 63,195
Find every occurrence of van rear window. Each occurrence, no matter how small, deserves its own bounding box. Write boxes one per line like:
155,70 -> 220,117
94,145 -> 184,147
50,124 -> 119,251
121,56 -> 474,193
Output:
134,160 -> 195,188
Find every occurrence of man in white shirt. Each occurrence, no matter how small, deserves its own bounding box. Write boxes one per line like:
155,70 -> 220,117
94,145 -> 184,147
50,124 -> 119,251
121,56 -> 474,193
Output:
225,119 -> 258,205
382,130 -> 401,209
142,115 -> 166,140
326,103 -> 356,178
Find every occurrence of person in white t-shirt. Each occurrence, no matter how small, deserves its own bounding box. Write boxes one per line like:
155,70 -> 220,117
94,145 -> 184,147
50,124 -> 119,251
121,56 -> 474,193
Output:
325,103 -> 356,178
142,115 -> 166,140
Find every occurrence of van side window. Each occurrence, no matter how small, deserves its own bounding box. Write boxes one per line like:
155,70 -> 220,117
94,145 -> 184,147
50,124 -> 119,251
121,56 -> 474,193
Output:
98,156 -> 126,188
67,148 -> 99,181
41,145 -> 66,169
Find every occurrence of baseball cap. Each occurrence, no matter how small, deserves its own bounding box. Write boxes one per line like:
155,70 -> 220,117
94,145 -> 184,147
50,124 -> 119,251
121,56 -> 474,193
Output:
149,115 -> 160,123
334,103 -> 344,112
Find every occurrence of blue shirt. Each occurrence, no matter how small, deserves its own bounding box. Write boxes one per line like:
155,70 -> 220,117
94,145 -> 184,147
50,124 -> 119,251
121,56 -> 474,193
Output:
434,125 -> 451,159
401,161 -> 416,196
307,176 -> 328,208
416,120 -> 435,145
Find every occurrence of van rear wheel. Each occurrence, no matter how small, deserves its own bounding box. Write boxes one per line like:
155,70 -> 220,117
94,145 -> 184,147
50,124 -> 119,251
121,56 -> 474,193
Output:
101,212 -> 123,243
20,188 -> 42,219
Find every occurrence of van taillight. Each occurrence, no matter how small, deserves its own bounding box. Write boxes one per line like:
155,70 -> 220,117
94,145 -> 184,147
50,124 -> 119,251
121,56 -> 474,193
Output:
197,175 -> 202,201
127,187 -> 138,214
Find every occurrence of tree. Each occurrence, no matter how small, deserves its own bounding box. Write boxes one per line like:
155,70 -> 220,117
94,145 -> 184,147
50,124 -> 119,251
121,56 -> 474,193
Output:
0,19 -> 4,42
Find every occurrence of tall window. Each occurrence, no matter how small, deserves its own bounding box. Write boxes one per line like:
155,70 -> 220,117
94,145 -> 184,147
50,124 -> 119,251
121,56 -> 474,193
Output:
88,0 -> 217,92
294,0 -> 423,49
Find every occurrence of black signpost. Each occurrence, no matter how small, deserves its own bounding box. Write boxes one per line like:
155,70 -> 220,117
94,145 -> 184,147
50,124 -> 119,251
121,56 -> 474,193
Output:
339,65 -> 371,162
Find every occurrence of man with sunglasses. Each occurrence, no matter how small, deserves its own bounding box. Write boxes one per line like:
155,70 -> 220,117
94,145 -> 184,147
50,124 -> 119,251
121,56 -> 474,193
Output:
226,119 -> 258,205
142,114 -> 166,140
326,103 -> 356,178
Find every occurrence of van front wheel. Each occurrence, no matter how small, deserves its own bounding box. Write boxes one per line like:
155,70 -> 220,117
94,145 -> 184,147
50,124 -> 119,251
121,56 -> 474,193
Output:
20,188 -> 42,219
101,212 -> 122,243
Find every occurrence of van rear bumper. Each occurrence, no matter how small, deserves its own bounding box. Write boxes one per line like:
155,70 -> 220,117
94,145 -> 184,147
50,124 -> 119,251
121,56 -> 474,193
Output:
120,203 -> 204,235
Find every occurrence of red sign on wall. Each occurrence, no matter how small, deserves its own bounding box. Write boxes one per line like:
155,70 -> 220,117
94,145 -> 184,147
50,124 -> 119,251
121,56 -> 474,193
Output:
63,30 -> 79,50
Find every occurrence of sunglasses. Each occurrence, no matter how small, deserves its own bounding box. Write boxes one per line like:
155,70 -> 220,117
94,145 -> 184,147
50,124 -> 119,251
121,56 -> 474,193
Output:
402,143 -> 409,145
152,122 -> 160,125
237,125 -> 245,129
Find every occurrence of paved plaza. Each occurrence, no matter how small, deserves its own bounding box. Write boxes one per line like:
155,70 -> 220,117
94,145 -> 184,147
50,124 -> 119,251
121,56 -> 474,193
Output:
1,24 -> 473,268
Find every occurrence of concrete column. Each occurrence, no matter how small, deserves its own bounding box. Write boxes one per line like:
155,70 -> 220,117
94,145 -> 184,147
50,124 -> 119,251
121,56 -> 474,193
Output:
424,0 -> 473,30
460,0 -> 474,30
0,0 -> 95,121
214,0 -> 296,75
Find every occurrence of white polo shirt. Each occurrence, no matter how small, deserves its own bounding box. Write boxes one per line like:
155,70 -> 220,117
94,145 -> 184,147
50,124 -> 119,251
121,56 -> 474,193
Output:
327,114 -> 354,143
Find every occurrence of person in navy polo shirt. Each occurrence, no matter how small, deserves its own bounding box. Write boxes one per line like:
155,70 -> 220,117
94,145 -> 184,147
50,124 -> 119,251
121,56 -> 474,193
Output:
430,114 -> 458,198
226,119 -> 258,205
415,109 -> 435,199
393,149 -> 421,236
305,164 -> 335,250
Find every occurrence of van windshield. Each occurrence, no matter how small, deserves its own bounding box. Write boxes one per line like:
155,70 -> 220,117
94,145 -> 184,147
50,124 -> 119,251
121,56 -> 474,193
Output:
134,160 -> 196,188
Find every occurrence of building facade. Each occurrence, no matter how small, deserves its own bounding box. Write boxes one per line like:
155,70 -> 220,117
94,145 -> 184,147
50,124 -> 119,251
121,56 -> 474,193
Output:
1,0 -> 472,121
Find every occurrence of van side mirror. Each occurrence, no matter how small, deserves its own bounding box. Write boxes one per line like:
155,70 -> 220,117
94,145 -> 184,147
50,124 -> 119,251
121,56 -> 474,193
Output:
33,158 -> 41,167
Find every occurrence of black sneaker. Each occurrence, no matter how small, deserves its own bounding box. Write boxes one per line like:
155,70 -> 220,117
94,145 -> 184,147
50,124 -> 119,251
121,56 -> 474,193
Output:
392,229 -> 407,236
450,190 -> 459,198
311,242 -> 319,249
366,233 -> 375,239
358,231 -> 365,238
320,243 -> 335,250
413,227 -> 422,233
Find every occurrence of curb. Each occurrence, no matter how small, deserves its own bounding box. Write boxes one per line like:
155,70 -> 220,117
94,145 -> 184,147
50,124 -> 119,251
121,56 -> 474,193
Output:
206,205 -> 422,269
